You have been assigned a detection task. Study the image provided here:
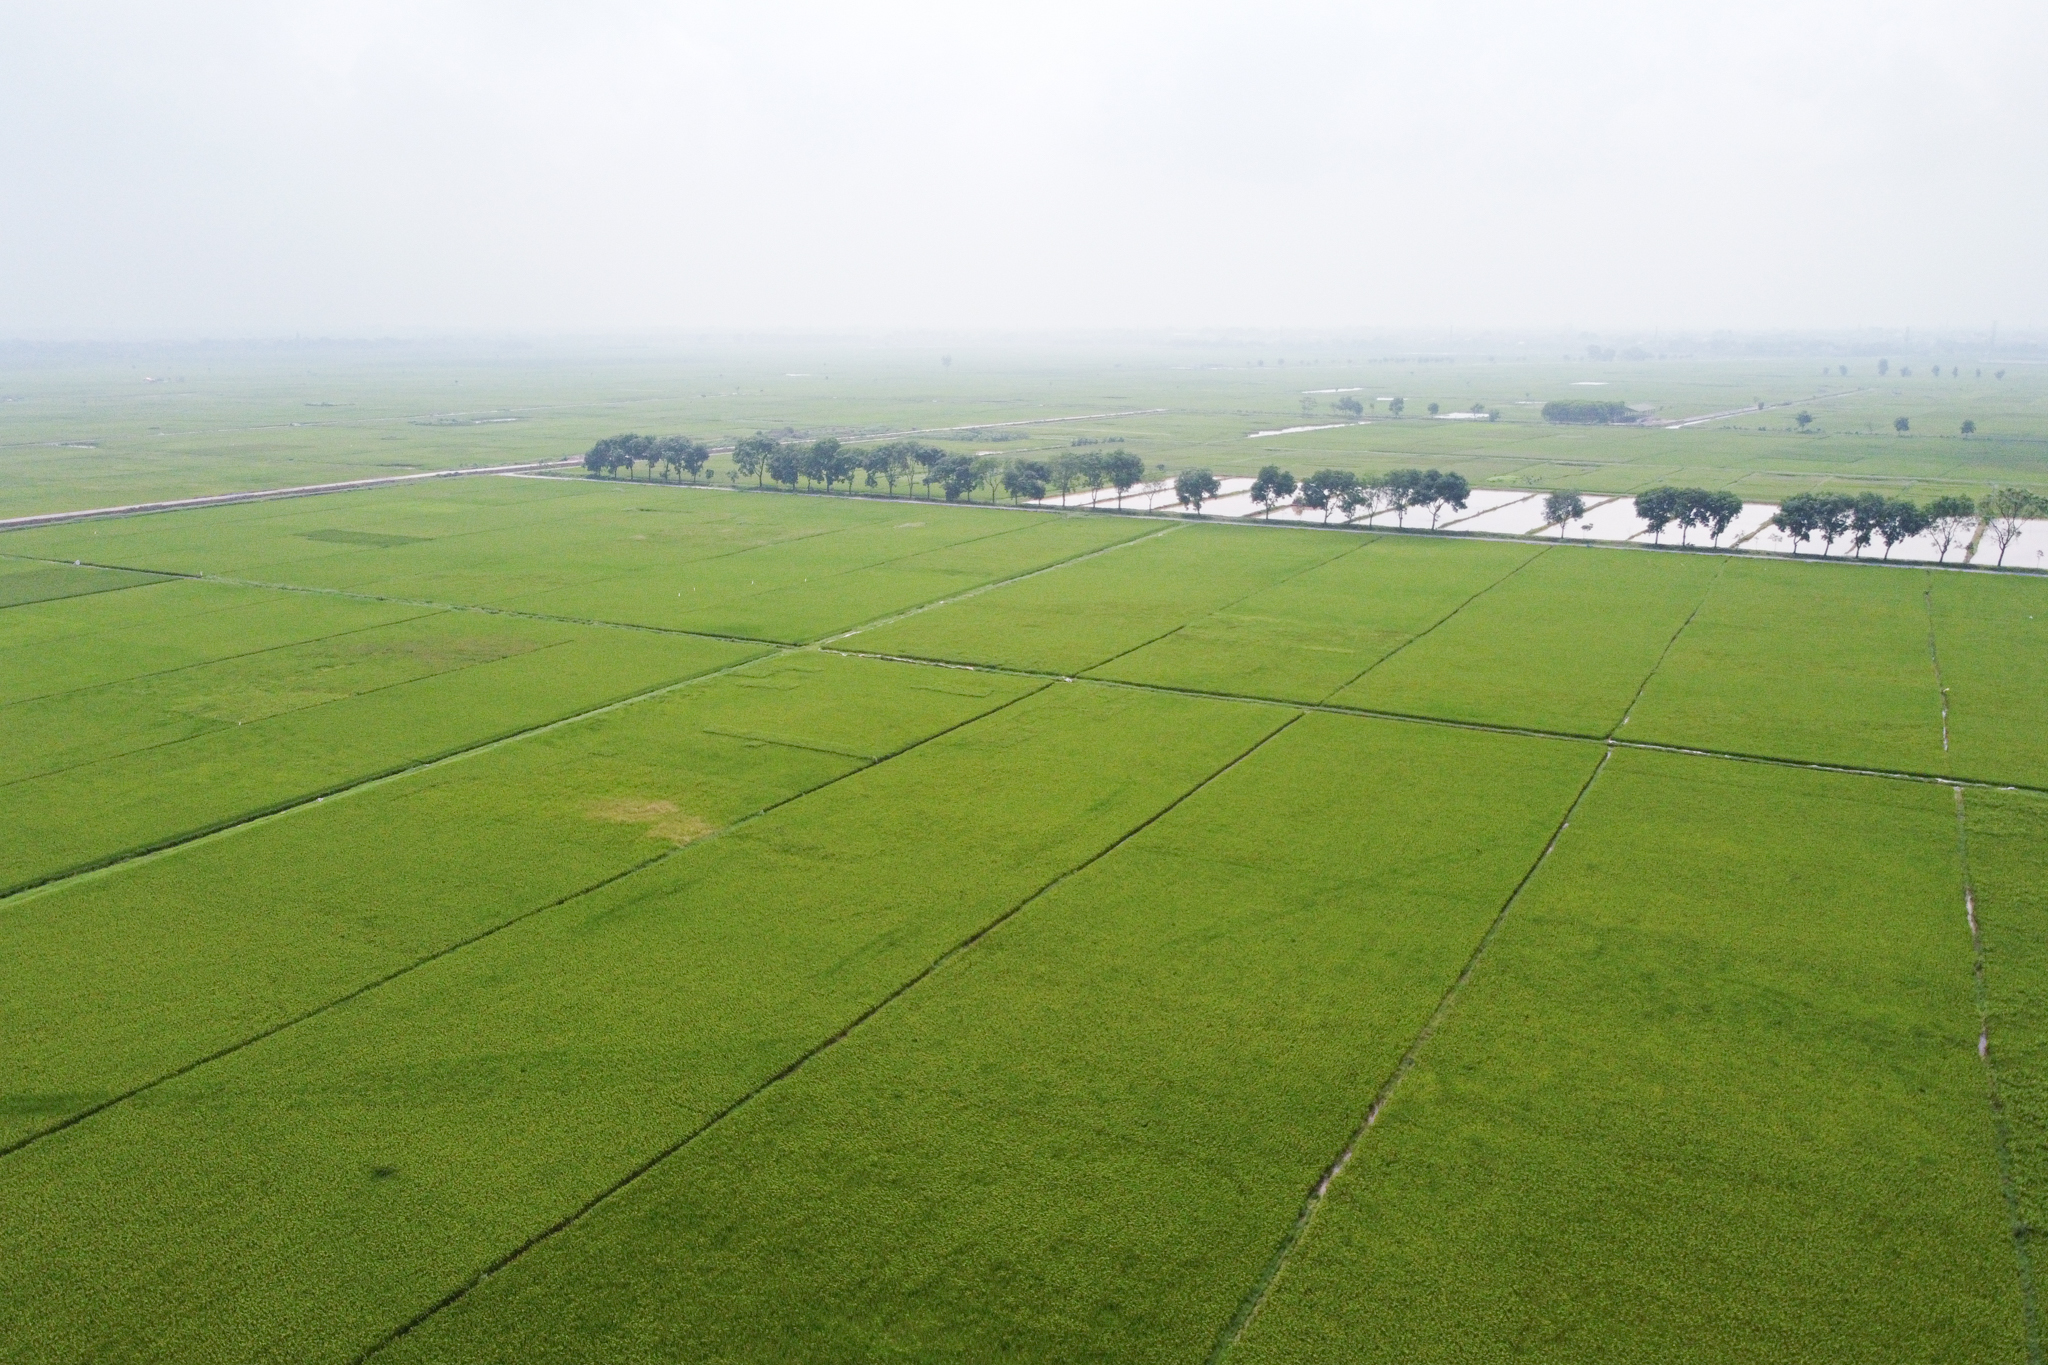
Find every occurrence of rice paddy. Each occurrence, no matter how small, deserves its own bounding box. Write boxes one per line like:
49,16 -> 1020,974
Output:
5,453 -> 2046,1362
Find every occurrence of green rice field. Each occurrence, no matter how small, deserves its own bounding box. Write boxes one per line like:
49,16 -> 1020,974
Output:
5,392 -> 2048,1361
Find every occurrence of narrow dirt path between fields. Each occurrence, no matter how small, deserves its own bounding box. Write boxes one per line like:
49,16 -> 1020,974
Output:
1925,574 -> 1952,753
1079,535 -> 1380,679
0,459 -> 582,532
1951,787 -> 2044,1364
1608,555 -> 1730,737
1204,746 -> 1615,1363
1312,544 -> 1553,704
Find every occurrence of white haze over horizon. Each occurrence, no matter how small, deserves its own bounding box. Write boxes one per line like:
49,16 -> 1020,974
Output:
3,1 -> 2044,338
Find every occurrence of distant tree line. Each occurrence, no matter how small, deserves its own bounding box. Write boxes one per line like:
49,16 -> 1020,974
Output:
1542,400 -> 1637,425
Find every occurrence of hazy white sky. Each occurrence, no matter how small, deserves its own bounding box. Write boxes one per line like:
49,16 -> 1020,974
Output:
3,1 -> 2043,335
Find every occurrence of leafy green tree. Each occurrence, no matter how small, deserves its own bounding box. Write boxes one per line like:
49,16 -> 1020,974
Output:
932,454 -> 979,501
1697,490 -> 1744,545
1813,493 -> 1855,555
1771,493 -> 1822,553
862,443 -> 909,494
1048,452 -> 1078,502
1103,451 -> 1146,508
1250,465 -> 1297,518
1982,486 -> 2043,566
1543,490 -> 1586,538
766,444 -> 803,489
1923,495 -> 1978,563
651,435 -> 706,482
1426,401 -> 1440,416
1894,416 -> 1910,434
972,456 -> 1003,502
1634,486 -> 1681,544
912,443 -> 947,498
1174,468 -> 1222,512
1795,411 -> 1813,429
1388,397 -> 1405,416
1962,419 -> 1977,436
1301,469 -> 1359,524
1077,451 -> 1107,496
1338,476 -> 1379,523
1418,469 -> 1470,527
1848,492 -> 1889,556
1541,400 -> 1635,424
732,434 -> 776,487
1334,396 -> 1364,417
1874,498 -> 1928,559
1383,468 -> 1424,526
1002,459 -> 1051,502
826,442 -> 860,492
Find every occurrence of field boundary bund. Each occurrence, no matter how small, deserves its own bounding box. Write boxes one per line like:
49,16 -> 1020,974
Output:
1954,787 -> 2044,1363
1609,553 -> 1730,736
1206,745 -> 1614,1362
1314,540 -> 1550,704
819,647 -> 2048,798
353,707 -> 1305,1364
0,458 -> 581,532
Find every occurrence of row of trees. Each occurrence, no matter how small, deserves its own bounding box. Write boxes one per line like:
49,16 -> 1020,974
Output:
1632,487 -> 1746,546
584,432 -> 1151,504
1176,465 -> 1474,525
1771,487 -> 2042,564
582,433 -> 710,481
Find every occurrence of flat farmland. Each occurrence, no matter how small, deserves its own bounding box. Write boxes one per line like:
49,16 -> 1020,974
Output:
1229,751 -> 2019,1363
4,466 -> 2045,1363
374,715 -> 1600,1364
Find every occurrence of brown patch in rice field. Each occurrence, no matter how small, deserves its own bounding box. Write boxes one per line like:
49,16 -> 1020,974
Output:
583,797 -> 717,845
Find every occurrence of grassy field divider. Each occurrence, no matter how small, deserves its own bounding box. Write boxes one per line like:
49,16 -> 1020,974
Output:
1608,553 -> 1729,737
1955,785 -> 2044,1363
0,673 -> 1057,1162
815,647 -> 2048,806
1077,535 -> 1380,677
1927,574 -> 1953,753
354,704 -> 1305,1364
819,523 -> 1183,650
1207,744 -> 1616,1364
1312,543 -> 1552,704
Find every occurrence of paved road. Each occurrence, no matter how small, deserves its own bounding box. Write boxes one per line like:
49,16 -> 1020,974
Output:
0,458 -> 581,533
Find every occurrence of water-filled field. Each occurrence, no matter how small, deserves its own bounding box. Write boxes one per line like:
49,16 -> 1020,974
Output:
4,473 -> 2046,1363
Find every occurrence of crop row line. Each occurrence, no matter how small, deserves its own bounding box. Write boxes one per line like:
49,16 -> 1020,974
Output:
1953,788 -> 2043,1364
1316,542 -> 1550,704
820,645 -> 2048,798
1610,553 -> 1730,736
1079,535 -> 1377,680
354,708 -> 1304,1363
1207,745 -> 1615,1361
